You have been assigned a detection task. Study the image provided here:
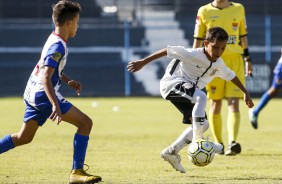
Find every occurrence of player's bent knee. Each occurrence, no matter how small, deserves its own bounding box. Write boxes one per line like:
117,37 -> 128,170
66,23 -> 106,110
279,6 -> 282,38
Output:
85,117 -> 93,131
12,134 -> 34,146
21,137 -> 33,145
77,116 -> 93,134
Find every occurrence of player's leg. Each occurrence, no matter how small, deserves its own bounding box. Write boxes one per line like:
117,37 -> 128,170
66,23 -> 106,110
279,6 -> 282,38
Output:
250,73 -> 282,129
169,117 -> 209,153
63,105 -> 93,136
224,54 -> 245,155
11,120 -> 39,146
206,77 -> 225,154
253,87 -> 278,116
62,105 -> 101,183
227,97 -> 240,143
162,108 -> 208,173
191,88 -> 207,140
160,82 -> 197,173
161,93 -> 193,173
168,101 -> 194,152
165,85 -> 214,139
0,102 -> 41,155
208,99 -> 223,140
62,105 -> 92,169
190,88 -> 224,152
0,120 -> 39,154
225,97 -> 241,156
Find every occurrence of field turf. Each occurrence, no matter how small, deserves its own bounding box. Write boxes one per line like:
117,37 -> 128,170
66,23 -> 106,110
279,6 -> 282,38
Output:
0,97 -> 282,184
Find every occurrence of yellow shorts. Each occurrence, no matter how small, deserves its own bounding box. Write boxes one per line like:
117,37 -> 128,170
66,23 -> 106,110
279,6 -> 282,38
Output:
206,53 -> 245,100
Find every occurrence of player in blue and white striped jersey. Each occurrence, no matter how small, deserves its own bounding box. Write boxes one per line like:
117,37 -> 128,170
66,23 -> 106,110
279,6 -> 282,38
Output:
0,1 -> 101,183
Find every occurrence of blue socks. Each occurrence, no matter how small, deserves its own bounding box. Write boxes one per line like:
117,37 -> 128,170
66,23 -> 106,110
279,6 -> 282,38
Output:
253,92 -> 271,116
0,134 -> 15,154
72,134 -> 89,170
1,133 -> 89,170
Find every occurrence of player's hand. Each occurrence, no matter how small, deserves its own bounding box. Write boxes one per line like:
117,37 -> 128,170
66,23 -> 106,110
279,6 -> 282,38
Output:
245,62 -> 253,77
244,93 -> 254,108
127,60 -> 145,73
49,106 -> 63,125
68,80 -> 82,96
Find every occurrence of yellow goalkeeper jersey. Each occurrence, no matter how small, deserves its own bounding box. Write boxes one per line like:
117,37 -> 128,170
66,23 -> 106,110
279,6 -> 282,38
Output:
194,2 -> 247,54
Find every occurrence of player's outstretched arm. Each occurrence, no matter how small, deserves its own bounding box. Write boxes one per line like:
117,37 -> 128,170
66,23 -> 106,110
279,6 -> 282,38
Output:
231,76 -> 254,108
127,48 -> 167,73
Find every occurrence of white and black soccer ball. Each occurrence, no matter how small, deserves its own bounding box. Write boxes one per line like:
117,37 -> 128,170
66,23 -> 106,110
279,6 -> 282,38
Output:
188,139 -> 215,167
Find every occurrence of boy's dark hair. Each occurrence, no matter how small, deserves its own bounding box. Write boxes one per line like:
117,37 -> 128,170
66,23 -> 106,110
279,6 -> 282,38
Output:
205,27 -> 229,42
52,0 -> 81,26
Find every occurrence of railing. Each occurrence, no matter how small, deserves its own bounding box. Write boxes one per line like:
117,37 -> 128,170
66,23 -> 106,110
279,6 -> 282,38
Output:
0,0 -> 282,97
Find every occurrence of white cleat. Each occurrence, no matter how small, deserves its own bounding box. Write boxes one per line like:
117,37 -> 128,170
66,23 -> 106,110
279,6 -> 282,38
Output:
160,147 -> 186,173
211,142 -> 224,154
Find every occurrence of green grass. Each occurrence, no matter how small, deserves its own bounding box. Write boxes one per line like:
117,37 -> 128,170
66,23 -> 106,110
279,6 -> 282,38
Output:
0,97 -> 282,184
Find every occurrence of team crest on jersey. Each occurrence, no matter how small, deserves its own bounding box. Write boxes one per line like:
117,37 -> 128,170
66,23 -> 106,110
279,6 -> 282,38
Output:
210,86 -> 216,94
210,69 -> 218,76
52,52 -> 62,62
276,79 -> 282,85
232,22 -> 238,31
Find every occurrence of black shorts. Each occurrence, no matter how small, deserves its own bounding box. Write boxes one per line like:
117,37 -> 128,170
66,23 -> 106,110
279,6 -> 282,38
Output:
166,82 -> 206,124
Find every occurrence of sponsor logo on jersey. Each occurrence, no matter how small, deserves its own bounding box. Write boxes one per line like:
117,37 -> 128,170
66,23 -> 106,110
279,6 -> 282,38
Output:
52,52 -> 62,62
210,16 -> 219,19
210,69 -> 218,76
227,35 -> 236,44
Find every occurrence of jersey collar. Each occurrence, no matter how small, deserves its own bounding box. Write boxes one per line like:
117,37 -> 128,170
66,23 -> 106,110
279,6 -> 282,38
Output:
52,32 -> 67,43
211,2 -> 233,10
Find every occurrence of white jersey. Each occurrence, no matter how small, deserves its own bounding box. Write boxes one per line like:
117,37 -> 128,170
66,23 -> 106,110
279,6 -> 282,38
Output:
160,46 -> 235,99
24,32 -> 68,106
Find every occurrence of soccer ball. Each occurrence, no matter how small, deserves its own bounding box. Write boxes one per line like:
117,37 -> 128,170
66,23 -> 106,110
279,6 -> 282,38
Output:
188,139 -> 215,167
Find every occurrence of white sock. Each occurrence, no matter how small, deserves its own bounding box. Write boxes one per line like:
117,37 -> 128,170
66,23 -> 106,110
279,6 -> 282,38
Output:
191,89 -> 207,141
170,126 -> 193,153
193,120 -> 204,141
169,119 -> 209,153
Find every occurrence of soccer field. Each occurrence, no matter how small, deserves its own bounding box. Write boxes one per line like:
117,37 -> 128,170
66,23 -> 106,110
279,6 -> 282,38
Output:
0,97 -> 282,184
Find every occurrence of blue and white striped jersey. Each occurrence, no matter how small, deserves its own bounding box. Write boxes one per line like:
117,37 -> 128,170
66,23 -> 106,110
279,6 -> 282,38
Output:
24,32 -> 68,106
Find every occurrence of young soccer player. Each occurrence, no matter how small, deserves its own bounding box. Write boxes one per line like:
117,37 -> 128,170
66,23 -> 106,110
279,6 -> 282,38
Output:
0,1 -> 102,183
249,51 -> 282,129
193,0 -> 253,156
127,27 -> 254,173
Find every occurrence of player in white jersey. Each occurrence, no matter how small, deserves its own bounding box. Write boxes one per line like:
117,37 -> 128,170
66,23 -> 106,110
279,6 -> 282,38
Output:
0,1 -> 102,183
127,27 -> 254,173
